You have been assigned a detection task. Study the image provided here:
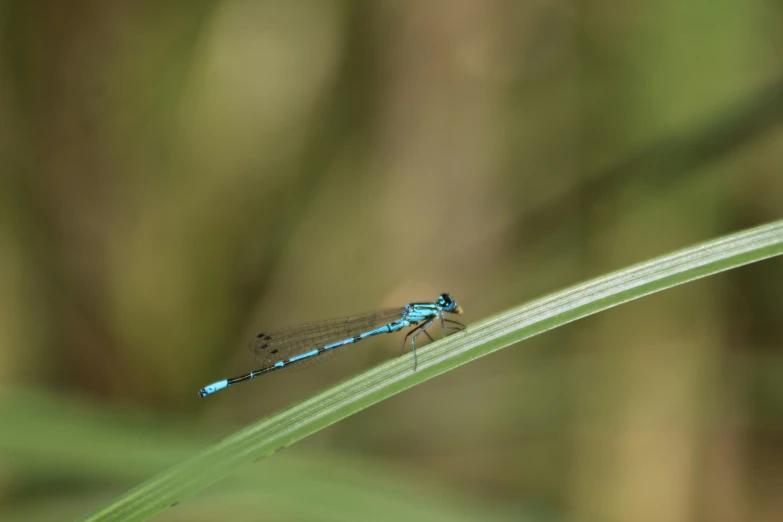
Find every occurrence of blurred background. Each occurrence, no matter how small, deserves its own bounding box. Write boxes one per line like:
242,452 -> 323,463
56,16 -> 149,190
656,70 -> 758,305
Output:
1,1 -> 782,521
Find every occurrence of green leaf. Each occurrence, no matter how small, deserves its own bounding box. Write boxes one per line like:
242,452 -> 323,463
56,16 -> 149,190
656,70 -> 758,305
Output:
83,220 -> 783,521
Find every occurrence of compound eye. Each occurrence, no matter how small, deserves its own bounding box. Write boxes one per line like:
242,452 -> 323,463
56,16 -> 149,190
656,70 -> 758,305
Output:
440,293 -> 453,306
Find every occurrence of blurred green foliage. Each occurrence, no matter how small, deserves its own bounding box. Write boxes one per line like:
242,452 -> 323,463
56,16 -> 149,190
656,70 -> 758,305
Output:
1,1 -> 782,521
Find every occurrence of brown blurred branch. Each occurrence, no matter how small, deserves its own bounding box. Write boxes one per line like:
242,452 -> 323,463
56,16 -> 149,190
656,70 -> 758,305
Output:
512,76 -> 783,241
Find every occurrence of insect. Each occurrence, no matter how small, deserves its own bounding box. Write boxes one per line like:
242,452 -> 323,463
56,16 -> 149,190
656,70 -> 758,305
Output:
198,293 -> 465,397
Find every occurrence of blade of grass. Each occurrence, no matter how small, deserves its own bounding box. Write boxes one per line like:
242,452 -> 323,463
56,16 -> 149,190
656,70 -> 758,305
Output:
0,392 -> 523,522
83,220 -> 783,522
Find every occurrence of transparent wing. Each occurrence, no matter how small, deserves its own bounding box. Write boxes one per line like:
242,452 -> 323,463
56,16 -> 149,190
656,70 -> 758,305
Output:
248,307 -> 407,370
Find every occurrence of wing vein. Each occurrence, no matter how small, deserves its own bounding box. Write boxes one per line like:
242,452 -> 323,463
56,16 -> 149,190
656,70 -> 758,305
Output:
248,307 -> 407,369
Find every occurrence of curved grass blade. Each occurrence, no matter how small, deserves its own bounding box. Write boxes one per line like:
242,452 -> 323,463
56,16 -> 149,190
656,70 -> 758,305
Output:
83,220 -> 783,522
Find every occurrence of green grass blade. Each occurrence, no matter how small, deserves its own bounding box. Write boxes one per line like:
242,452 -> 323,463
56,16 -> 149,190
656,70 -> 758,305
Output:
83,220 -> 783,522
0,393 -> 524,521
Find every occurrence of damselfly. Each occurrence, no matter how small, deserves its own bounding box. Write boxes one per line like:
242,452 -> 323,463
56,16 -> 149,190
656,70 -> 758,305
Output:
198,293 -> 465,397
